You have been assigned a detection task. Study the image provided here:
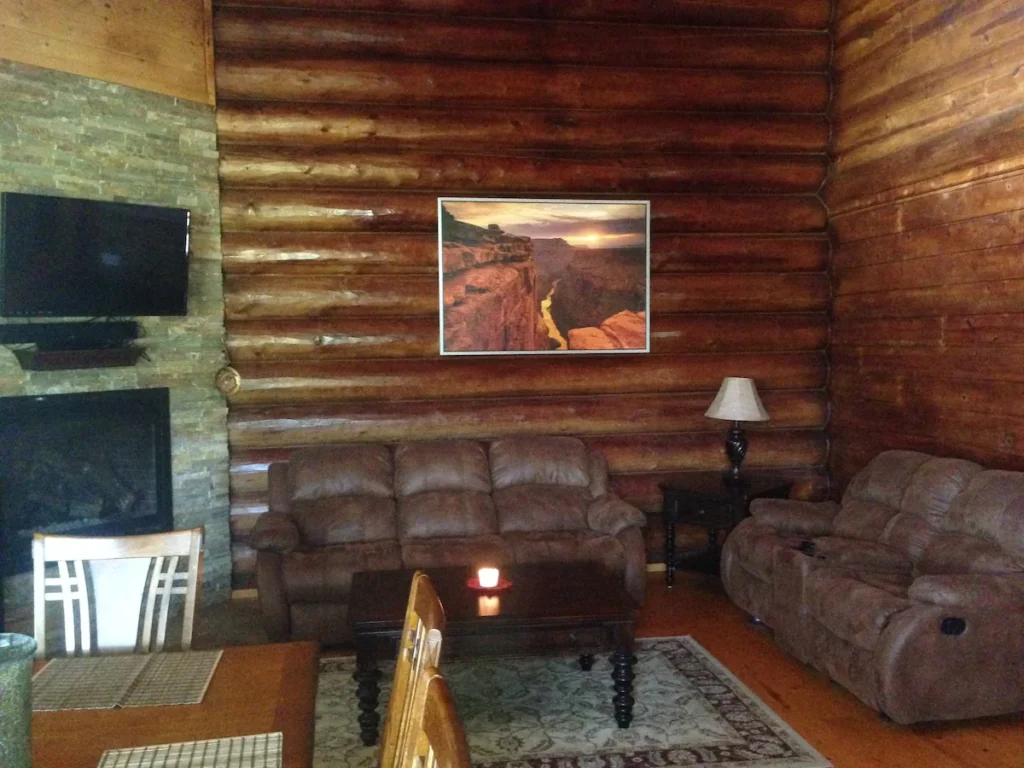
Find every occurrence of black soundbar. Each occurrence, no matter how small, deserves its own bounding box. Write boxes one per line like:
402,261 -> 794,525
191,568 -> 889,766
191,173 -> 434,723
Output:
0,321 -> 140,350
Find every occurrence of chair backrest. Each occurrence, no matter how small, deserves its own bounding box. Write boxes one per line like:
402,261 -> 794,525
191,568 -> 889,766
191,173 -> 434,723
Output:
32,528 -> 204,659
380,571 -> 446,767
402,664 -> 471,768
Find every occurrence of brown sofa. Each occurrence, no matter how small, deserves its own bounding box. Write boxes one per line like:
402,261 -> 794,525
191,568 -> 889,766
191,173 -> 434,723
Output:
249,436 -> 647,644
721,450 -> 1024,723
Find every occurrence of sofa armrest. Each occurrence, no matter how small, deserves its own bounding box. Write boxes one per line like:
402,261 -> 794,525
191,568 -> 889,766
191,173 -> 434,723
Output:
588,494 -> 646,536
909,573 -> 1024,610
749,498 -> 839,536
250,512 -> 301,553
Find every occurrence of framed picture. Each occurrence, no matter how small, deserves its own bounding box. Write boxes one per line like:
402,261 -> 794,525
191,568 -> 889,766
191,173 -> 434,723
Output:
439,198 -> 650,355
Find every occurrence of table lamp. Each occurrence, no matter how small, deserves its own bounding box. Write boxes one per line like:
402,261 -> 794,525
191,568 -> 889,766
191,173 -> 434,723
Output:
705,377 -> 769,483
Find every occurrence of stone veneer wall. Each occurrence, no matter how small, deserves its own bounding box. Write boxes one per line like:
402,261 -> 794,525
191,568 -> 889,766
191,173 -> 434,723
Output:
0,60 -> 230,623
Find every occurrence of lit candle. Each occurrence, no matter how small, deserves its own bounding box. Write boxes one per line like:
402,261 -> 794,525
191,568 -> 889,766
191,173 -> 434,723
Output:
477,596 -> 500,617
478,567 -> 499,589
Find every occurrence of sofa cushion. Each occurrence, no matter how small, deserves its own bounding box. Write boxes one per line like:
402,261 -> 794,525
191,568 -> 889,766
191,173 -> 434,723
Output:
489,436 -> 591,490
290,496 -> 397,546
944,470 -> 1024,562
916,533 -> 1023,575
804,569 -> 912,651
832,499 -> 900,541
842,450 -> 931,509
880,513 -> 939,562
398,490 -> 498,539
400,535 -> 512,569
493,485 -> 589,533
900,457 -> 982,527
750,499 -> 839,536
288,445 -> 393,501
810,537 -> 913,575
394,440 -> 491,498
727,523 -> 805,582
282,541 -> 403,602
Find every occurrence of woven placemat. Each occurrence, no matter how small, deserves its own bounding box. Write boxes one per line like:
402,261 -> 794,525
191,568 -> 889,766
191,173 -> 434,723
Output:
97,732 -> 282,768
33,650 -> 223,711
33,655 -> 151,711
122,650 -> 222,708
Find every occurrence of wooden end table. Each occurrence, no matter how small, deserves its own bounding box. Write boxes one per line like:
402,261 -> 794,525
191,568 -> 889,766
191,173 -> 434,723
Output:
661,472 -> 792,586
348,562 -> 638,746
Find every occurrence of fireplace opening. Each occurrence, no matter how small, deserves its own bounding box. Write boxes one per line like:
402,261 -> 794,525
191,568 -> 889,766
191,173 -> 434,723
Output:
0,388 -> 173,579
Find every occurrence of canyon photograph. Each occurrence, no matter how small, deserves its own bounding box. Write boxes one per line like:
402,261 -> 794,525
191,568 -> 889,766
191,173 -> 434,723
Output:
439,199 -> 650,355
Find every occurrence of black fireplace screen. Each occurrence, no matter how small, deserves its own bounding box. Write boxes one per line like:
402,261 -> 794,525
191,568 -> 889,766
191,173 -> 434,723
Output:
0,388 -> 173,577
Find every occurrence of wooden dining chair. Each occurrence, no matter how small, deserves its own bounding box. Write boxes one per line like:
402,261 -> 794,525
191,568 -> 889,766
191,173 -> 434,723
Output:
379,571 -> 447,768
402,665 -> 471,768
32,528 -> 204,659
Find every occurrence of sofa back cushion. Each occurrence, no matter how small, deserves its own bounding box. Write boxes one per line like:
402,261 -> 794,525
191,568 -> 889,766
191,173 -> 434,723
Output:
494,485 -> 589,533
291,496 -> 398,546
286,445 -> 397,545
917,533 -> 1022,575
901,457 -> 982,526
842,450 -> 931,509
288,445 -> 393,501
394,440 -> 498,539
944,470 -> 1024,558
832,499 -> 900,541
399,491 -> 498,539
394,440 -> 491,497
489,437 -> 591,490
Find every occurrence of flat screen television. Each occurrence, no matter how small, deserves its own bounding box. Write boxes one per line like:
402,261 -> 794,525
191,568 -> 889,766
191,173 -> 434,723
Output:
0,192 -> 190,317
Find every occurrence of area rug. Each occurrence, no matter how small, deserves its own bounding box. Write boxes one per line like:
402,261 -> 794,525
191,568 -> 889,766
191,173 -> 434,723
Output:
314,636 -> 831,768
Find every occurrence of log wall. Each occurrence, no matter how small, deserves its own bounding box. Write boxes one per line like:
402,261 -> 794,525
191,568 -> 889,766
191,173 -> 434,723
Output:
214,0 -> 832,588
828,0 -> 1024,491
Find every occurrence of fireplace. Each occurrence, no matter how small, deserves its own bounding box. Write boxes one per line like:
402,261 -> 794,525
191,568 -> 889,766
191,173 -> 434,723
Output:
0,388 -> 173,583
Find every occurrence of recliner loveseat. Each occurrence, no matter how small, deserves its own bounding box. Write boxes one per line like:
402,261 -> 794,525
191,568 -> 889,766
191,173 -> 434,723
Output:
721,450 -> 1024,724
249,436 -> 647,644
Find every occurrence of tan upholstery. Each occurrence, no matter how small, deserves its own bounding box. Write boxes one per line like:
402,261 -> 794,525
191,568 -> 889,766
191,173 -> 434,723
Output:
251,437 -> 646,645
721,450 -> 1024,724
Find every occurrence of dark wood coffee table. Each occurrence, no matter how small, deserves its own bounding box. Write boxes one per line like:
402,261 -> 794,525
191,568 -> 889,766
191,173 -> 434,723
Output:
348,561 -> 638,746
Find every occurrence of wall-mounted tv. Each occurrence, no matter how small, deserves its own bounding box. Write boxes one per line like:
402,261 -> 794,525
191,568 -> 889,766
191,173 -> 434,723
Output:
0,192 -> 190,317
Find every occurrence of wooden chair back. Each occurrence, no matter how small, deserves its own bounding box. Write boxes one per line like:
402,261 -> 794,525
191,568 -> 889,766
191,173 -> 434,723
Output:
403,665 -> 471,768
32,528 -> 204,659
380,571 -> 446,767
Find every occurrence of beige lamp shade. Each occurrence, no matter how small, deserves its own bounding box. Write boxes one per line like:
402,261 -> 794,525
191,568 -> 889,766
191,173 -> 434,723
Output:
705,377 -> 770,422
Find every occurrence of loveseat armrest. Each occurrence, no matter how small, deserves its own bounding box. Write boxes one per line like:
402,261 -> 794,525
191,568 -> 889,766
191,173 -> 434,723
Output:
588,494 -> 646,536
250,512 -> 301,553
909,573 -> 1024,610
749,498 -> 839,536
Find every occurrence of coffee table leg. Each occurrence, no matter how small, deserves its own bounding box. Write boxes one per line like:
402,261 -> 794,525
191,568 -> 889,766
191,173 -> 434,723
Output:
354,652 -> 382,746
664,504 -> 676,587
579,653 -> 595,671
610,649 -> 637,728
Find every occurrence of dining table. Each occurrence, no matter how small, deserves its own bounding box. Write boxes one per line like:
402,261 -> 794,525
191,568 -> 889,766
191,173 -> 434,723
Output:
32,641 -> 319,768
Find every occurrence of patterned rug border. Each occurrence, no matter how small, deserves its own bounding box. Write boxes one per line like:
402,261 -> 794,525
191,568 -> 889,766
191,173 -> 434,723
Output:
316,635 -> 832,768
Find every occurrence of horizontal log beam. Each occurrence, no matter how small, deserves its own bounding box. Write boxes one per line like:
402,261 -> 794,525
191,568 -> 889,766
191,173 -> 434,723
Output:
222,232 -> 829,276
832,313 -> 1024,349
226,390 -> 828,452
831,171 -> 1024,244
224,272 -> 829,319
218,148 -> 827,195
214,9 -> 830,71
212,0 -> 832,29
225,352 -> 828,405
832,345 -> 1024,383
215,58 -> 829,114
221,190 -> 828,234
833,278 -> 1024,319
216,103 -> 830,155
225,312 -> 828,362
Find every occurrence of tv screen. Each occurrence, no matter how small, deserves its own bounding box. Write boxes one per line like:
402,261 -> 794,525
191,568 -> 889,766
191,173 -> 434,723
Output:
0,192 -> 190,317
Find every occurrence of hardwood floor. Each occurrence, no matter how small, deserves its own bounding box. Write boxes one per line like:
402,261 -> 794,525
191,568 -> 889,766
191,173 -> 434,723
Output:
639,572 -> 1024,768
